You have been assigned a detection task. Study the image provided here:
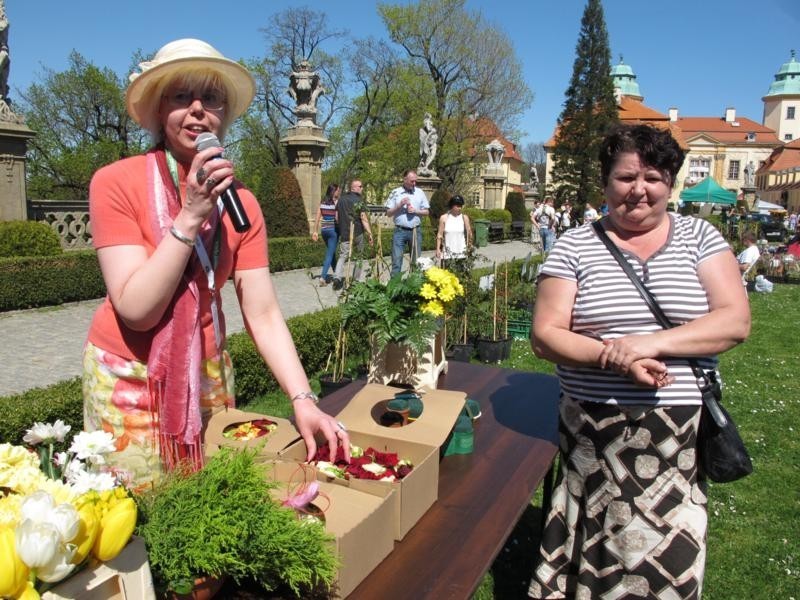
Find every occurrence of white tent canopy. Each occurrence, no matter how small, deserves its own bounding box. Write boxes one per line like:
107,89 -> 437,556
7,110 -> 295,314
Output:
755,199 -> 785,214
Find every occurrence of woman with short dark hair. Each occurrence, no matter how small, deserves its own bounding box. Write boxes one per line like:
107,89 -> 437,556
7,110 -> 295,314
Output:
529,124 -> 750,598
435,194 -> 471,264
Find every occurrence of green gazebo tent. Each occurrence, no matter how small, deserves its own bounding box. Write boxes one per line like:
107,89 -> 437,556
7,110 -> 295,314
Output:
679,177 -> 737,205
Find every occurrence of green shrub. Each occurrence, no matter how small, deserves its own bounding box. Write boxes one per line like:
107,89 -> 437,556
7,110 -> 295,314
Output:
0,221 -> 62,257
267,237 -> 327,273
428,188 -> 452,225
464,207 -> 485,223
228,307 -> 369,405
484,208 -> 512,223
0,251 -> 106,311
0,378 -> 84,445
254,167 -> 309,238
504,192 -> 527,222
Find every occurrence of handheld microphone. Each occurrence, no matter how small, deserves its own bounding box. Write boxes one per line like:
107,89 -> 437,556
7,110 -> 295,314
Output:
195,132 -> 251,233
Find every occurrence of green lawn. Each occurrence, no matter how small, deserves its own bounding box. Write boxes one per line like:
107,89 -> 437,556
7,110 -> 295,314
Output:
245,284 -> 800,599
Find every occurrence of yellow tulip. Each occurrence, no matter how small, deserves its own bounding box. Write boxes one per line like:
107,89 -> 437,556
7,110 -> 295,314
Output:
92,497 -> 136,561
71,501 -> 100,565
0,526 -> 28,598
16,581 -> 41,600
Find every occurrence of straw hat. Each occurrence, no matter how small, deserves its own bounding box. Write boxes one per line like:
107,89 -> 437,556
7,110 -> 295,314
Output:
126,38 -> 256,133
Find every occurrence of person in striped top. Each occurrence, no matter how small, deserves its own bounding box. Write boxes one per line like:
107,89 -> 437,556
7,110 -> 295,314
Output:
312,183 -> 339,285
529,124 -> 751,599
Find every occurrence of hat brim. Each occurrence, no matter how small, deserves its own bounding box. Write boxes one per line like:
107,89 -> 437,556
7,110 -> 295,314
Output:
126,55 -> 256,133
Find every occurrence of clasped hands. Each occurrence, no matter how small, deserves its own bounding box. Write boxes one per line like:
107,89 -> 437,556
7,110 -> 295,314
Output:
598,335 -> 674,389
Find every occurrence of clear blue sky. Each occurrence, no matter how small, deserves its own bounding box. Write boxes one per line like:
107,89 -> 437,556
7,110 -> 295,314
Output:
5,0 -> 799,146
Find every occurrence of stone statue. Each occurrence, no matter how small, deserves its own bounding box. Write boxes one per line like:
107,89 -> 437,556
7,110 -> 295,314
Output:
486,139 -> 505,167
530,164 -> 539,185
744,160 -> 755,187
287,60 -> 325,126
418,112 -> 438,176
0,0 -> 10,101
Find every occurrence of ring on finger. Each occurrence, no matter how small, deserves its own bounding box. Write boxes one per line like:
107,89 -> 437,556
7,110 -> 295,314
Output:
196,167 -> 207,185
206,176 -> 218,189
336,421 -> 347,432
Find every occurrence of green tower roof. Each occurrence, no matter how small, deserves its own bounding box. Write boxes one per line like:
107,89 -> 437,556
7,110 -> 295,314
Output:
610,55 -> 641,98
766,50 -> 800,96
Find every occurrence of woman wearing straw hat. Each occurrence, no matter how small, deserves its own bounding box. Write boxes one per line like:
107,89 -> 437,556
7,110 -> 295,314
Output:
82,39 -> 349,489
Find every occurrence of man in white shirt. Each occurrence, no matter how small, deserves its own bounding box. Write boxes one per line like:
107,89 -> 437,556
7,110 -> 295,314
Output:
385,169 -> 430,275
737,232 -> 761,286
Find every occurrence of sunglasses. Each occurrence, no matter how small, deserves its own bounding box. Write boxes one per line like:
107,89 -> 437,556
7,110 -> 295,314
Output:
162,88 -> 227,111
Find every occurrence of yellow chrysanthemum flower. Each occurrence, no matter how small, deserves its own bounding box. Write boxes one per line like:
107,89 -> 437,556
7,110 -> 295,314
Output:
419,282 -> 438,300
0,495 -> 22,529
420,300 -> 444,316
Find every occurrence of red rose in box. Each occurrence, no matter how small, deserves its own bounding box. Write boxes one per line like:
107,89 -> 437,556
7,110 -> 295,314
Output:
222,418 -> 277,441
313,444 -> 414,482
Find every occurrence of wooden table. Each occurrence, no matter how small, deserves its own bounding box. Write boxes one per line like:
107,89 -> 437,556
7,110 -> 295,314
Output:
319,361 -> 560,600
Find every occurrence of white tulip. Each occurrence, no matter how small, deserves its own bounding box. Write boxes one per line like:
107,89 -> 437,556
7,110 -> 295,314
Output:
19,490 -> 55,521
37,543 -> 77,583
15,518 -> 59,567
47,503 -> 80,543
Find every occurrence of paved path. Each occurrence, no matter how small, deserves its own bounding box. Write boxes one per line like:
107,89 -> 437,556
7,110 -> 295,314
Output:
0,241 -> 536,397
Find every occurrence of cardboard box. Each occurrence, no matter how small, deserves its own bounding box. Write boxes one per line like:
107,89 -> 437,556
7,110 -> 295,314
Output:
281,383 -> 465,540
265,461 -> 396,599
43,536 -> 155,600
204,408 -> 300,460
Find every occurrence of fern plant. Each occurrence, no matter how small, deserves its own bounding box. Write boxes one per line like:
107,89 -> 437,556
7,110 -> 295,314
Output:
341,268 -> 463,355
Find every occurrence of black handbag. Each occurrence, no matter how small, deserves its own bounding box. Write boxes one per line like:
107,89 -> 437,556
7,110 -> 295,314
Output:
592,222 -> 753,483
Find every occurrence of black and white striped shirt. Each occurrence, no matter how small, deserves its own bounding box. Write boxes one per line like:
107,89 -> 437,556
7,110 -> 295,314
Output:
541,214 -> 731,406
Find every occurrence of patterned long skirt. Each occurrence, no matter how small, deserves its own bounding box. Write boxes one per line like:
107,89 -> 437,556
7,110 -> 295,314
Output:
529,395 -> 707,600
82,341 -> 235,492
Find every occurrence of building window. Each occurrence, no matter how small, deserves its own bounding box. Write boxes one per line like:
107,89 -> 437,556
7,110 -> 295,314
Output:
728,160 -> 740,180
788,106 -> 796,120
785,134 -> 794,141
470,192 -> 480,206
688,157 -> 711,182
472,165 -> 481,177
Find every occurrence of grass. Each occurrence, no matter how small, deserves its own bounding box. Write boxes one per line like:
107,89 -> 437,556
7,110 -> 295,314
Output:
240,285 -> 800,599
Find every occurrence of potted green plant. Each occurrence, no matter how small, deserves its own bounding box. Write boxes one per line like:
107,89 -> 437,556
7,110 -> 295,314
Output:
135,448 -> 338,598
474,262 -> 512,363
342,266 -> 464,388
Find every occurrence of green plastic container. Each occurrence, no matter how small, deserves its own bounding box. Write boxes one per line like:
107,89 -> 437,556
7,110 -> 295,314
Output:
474,219 -> 490,248
444,415 -> 474,455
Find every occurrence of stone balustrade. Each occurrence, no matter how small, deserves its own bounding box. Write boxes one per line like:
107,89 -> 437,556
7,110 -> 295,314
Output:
27,199 -> 93,249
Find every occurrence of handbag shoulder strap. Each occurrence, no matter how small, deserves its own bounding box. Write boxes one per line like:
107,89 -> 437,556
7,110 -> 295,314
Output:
591,221 -> 728,426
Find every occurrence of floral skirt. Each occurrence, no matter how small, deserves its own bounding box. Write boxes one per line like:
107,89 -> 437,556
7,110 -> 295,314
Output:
82,341 -> 235,492
529,395 -> 707,600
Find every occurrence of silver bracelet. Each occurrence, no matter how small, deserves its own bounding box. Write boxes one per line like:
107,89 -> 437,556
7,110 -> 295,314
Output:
169,225 -> 195,247
291,391 -> 319,405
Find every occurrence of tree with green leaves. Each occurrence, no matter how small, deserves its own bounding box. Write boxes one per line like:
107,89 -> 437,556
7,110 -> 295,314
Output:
378,0 -> 532,189
18,52 -> 148,200
549,0 -> 618,207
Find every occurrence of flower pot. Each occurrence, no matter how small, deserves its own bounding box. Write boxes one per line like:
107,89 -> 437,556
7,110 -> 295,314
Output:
503,337 -> 513,360
319,374 -> 353,398
368,330 -> 447,391
447,343 -> 474,362
476,338 -> 510,364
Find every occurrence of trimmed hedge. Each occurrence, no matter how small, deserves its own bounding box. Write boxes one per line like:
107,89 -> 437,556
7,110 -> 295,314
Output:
504,192 -> 527,222
255,167 -> 309,238
0,251 -> 106,311
0,378 -> 84,445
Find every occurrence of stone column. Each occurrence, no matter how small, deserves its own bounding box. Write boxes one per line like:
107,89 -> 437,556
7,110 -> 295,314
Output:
415,174 -> 441,201
281,123 -> 329,228
0,116 -> 35,221
482,170 -> 506,210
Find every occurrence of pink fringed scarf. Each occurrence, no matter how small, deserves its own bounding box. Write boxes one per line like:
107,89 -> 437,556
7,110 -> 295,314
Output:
146,147 -> 219,473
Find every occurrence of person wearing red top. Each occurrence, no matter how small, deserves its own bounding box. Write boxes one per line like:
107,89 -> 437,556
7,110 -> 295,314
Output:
84,39 -> 349,489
